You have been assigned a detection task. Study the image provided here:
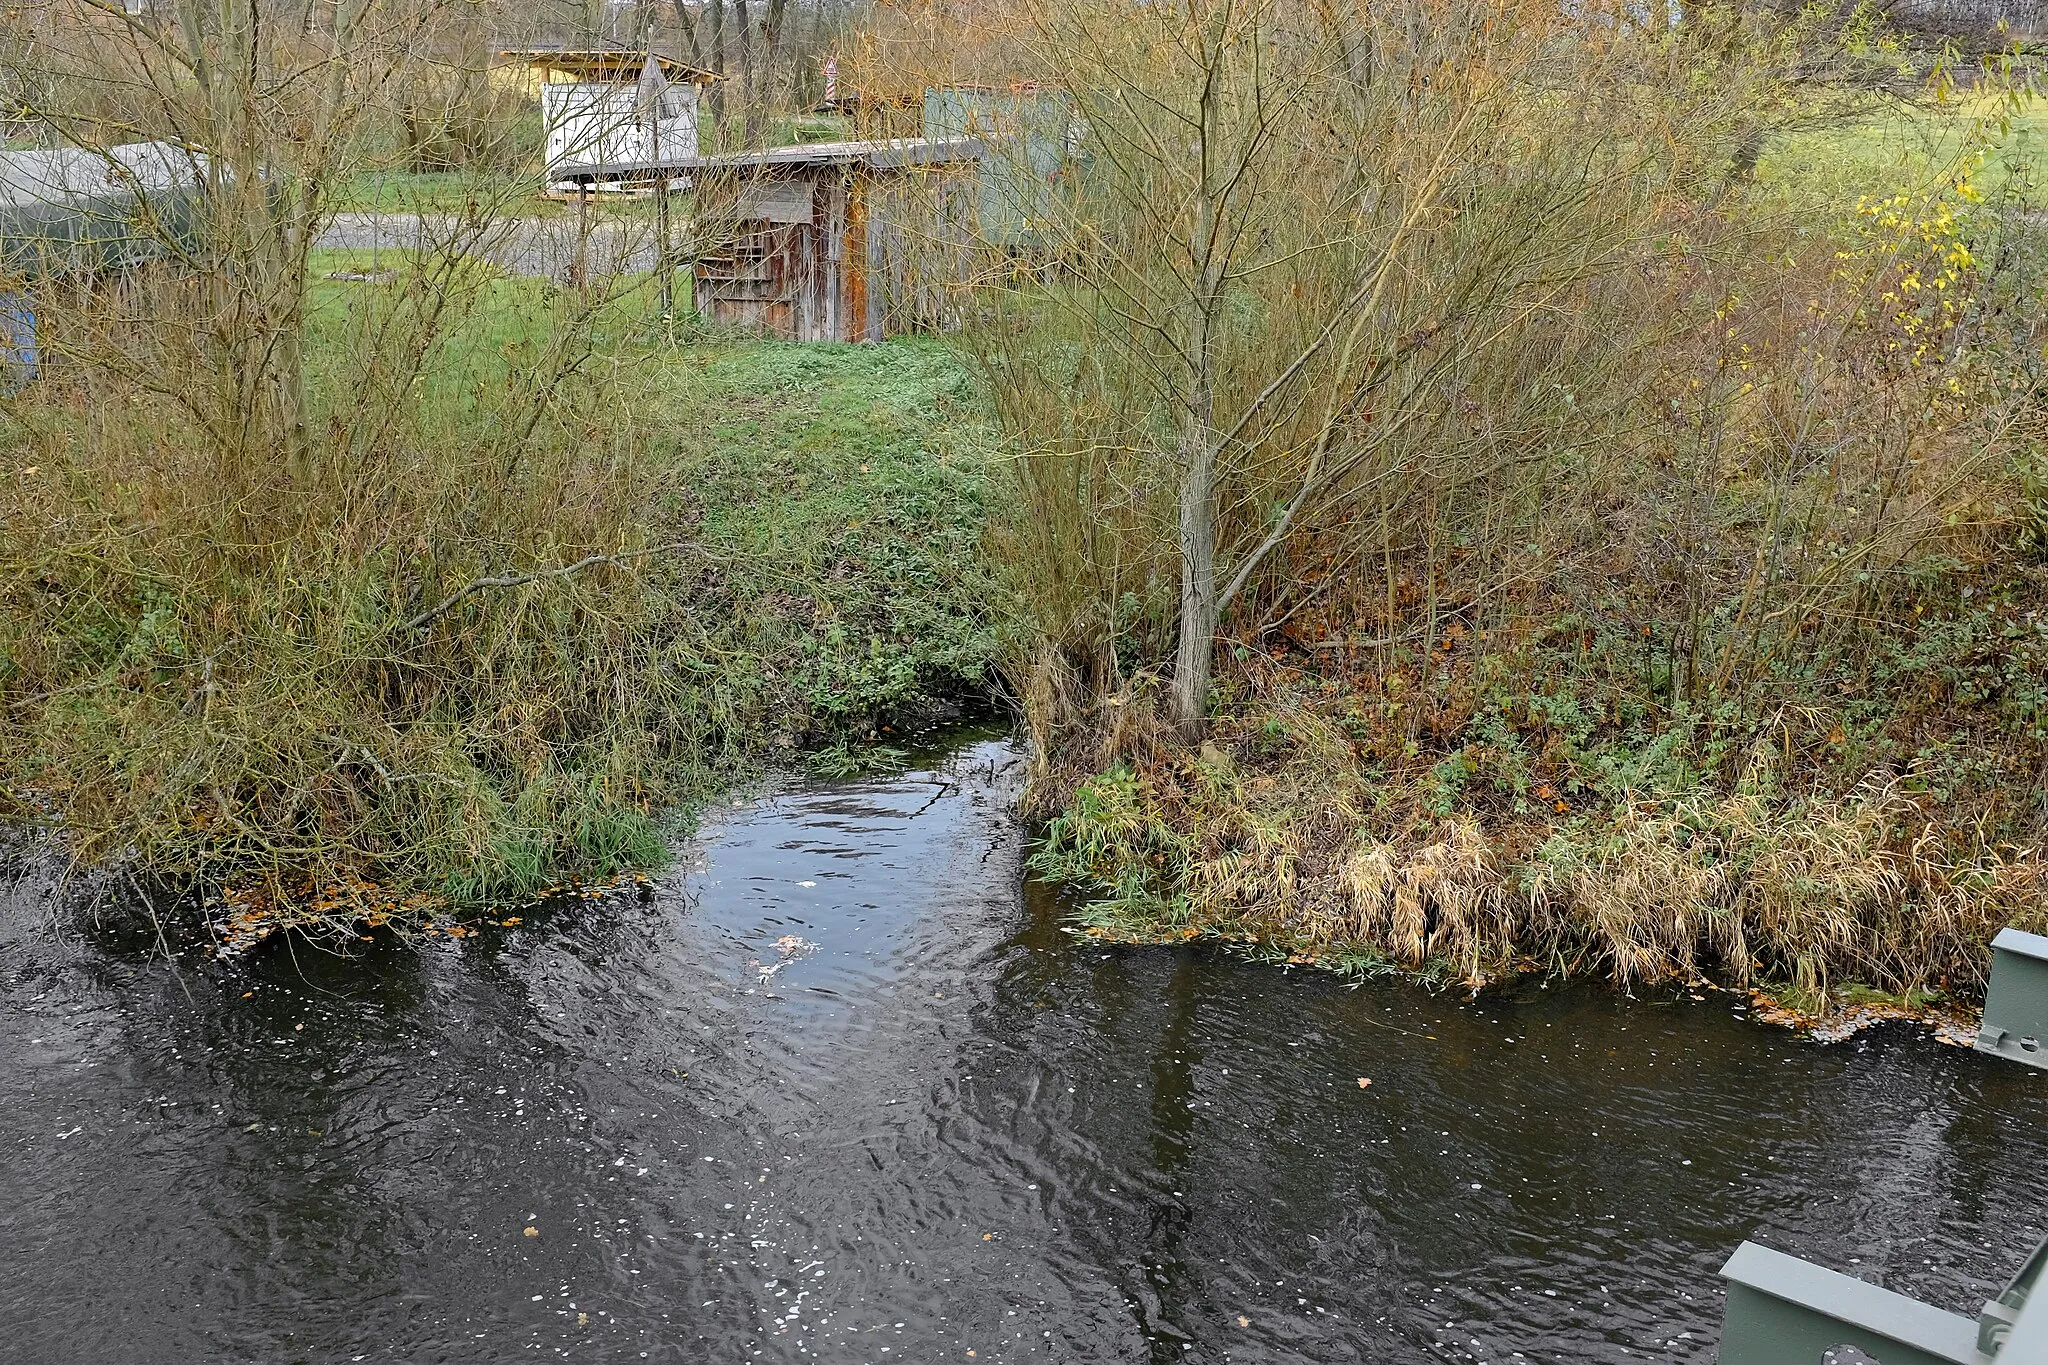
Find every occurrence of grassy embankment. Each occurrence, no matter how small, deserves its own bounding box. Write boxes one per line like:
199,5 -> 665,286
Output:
7,86 -> 2044,1007
648,329 -> 1002,774
0,250 -> 999,936
1016,96 -> 2048,1011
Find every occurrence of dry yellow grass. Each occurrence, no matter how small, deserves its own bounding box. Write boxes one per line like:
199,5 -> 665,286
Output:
1030,657 -> 2047,1001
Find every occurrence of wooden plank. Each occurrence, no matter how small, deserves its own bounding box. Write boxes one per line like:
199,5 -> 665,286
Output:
849,177 -> 876,343
736,185 -> 814,224
825,177 -> 846,341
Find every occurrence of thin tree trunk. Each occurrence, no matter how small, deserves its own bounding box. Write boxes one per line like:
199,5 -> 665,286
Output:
1169,36 -> 1226,737
760,0 -> 788,109
671,0 -> 705,66
708,0 -> 726,123
1171,414 -> 1219,734
734,0 -> 754,139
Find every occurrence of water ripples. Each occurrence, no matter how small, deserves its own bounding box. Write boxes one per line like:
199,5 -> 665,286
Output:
2,730 -> 2044,1363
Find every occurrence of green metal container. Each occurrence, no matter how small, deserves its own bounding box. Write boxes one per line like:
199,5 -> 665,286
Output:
0,142 -> 208,279
0,141 -> 209,381
1717,1235 -> 2048,1363
1719,1241 -> 1987,1364
920,87 -> 1073,248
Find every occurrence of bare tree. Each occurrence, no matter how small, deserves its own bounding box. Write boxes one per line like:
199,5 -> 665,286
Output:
0,0 -> 679,909
945,0 -> 1767,736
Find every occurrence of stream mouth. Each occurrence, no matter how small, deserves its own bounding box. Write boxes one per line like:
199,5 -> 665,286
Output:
3,729 -> 2044,1364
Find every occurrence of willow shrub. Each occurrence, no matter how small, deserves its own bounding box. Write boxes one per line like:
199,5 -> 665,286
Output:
0,250 -> 696,910
877,0 -> 2048,993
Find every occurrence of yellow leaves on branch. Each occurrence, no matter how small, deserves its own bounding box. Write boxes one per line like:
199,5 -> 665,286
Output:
1845,168 -> 1984,371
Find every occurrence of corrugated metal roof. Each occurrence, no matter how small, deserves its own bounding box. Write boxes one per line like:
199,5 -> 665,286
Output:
0,142 -> 207,208
552,136 -> 985,182
0,141 -> 209,274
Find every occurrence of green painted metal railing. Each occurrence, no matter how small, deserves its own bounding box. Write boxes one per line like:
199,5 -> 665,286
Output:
1713,927 -> 2047,1361
1977,927 -> 2048,1071
1716,1232 -> 2045,1362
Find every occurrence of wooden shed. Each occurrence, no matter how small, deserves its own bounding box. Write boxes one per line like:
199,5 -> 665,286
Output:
681,138 -> 984,343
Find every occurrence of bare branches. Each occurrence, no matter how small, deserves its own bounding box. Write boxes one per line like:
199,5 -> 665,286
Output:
935,0 -> 1802,734
398,543 -> 695,636
0,0 -> 703,908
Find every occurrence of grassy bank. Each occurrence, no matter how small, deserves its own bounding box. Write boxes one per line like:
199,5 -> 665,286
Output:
0,251 -> 1001,931
9,38 -> 2047,1008
1026,572 -> 2047,1003
643,338 -> 1005,768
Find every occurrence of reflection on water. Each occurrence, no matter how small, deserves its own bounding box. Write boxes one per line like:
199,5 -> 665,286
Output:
2,731 -> 2043,1363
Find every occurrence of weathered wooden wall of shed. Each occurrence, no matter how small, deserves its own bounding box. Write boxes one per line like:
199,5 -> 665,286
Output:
695,172 -> 795,338
693,160 -> 980,343
818,175 -> 846,341
847,178 -> 876,343
862,166 -> 979,336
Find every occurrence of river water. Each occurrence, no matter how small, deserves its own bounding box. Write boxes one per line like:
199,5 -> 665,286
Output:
2,731 -> 2044,1364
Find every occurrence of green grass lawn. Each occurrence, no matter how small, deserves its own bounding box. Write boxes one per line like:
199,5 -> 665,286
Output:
301,243 -> 710,417
300,253 -> 1007,753
325,170 -> 676,220
328,169 -> 567,217
326,168 -> 697,224
294,256 -> 996,569
645,339 -> 1006,753
1757,92 -> 2048,207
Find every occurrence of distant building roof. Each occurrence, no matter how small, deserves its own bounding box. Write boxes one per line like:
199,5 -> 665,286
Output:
0,141 -> 207,206
0,141 -> 210,274
497,43 -> 718,84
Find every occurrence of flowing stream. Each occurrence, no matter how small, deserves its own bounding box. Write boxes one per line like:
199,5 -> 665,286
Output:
3,729 -> 2044,1364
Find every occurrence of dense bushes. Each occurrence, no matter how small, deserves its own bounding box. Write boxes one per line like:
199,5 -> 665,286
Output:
0,262 -> 1000,927
0,0 -> 1001,934
929,0 -> 2048,998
